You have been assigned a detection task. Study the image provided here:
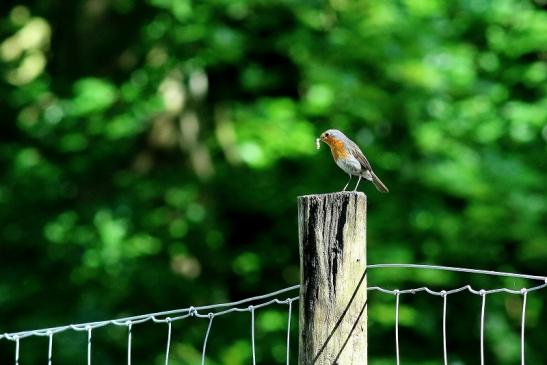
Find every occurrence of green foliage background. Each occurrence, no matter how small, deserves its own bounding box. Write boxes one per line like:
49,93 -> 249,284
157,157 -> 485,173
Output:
1,0 -> 546,364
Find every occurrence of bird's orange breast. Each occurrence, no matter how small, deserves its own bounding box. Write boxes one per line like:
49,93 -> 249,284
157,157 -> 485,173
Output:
326,138 -> 350,160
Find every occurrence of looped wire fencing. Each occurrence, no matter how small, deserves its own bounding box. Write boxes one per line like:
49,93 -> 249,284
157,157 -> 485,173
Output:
2,285 -> 299,365
368,264 -> 547,365
1,264 -> 546,364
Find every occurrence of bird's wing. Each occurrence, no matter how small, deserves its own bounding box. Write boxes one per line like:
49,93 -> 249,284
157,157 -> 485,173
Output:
347,139 -> 372,172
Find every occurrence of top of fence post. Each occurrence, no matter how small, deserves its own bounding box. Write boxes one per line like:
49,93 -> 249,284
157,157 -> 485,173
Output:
297,191 -> 367,365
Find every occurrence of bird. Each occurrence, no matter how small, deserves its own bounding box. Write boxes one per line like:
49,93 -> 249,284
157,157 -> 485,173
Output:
317,129 -> 389,193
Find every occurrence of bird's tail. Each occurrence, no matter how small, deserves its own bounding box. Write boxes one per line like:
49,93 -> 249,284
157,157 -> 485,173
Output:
371,171 -> 389,193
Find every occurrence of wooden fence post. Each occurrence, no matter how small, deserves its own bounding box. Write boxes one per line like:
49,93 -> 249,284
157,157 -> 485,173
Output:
297,192 -> 367,365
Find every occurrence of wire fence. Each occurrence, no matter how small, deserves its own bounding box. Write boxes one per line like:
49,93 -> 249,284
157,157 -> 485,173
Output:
369,264 -> 547,365
2,264 -> 546,365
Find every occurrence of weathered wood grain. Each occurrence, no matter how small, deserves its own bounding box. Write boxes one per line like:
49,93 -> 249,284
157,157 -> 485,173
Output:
297,192 -> 367,365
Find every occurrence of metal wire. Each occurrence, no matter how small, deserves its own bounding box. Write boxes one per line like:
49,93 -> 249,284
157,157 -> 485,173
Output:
441,291 -> 447,365
3,264 -> 546,341
0,285 -> 300,340
201,314 -> 214,365
368,281 -> 547,296
164,319 -> 172,365
1,263 -> 546,365
521,290 -> 528,365
87,327 -> 92,365
480,291 -> 486,365
47,331 -> 53,365
368,263 -> 547,282
395,291 -> 400,365
14,336 -> 19,365
286,299 -> 293,365
127,322 -> 132,365
250,306 -> 256,365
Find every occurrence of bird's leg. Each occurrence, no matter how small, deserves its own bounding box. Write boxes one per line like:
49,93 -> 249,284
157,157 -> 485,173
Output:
353,175 -> 362,191
342,174 -> 352,191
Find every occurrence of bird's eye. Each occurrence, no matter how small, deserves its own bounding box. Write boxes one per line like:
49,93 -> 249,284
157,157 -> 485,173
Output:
325,133 -> 330,137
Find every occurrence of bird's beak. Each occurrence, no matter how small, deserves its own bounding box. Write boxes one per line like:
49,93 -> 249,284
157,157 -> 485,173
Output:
317,134 -> 328,149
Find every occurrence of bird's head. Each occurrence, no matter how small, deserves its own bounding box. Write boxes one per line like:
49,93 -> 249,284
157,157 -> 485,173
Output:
319,129 -> 345,146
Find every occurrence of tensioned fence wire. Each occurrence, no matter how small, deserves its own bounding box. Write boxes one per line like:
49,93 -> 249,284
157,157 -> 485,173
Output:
2,263 -> 546,365
368,264 -> 547,365
2,285 -> 300,365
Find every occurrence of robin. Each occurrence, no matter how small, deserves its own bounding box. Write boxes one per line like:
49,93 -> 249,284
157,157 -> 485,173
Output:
317,129 -> 389,192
